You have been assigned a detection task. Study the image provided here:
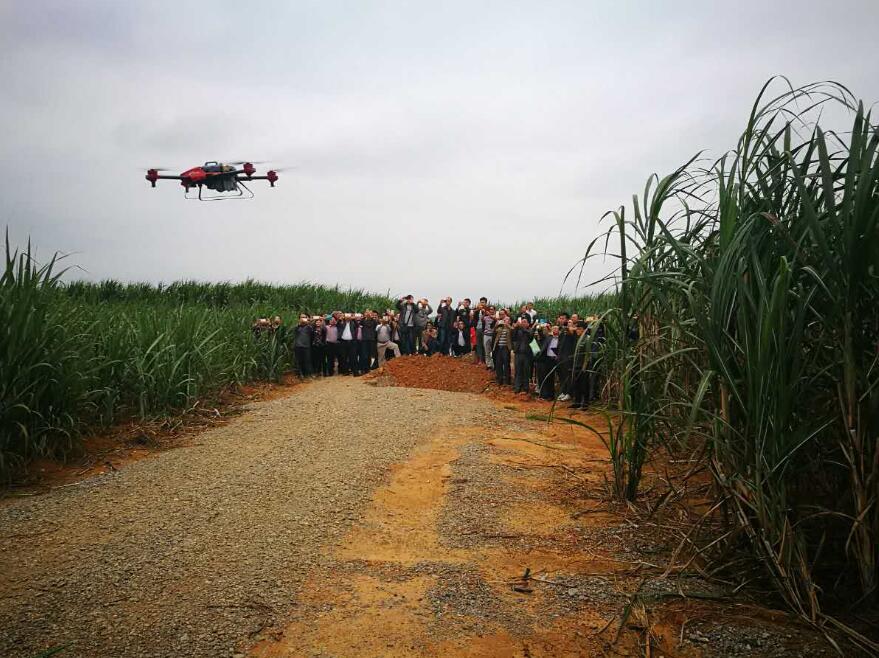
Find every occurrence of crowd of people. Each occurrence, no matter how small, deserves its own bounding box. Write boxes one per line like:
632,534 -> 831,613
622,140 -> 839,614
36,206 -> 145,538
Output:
253,295 -> 605,409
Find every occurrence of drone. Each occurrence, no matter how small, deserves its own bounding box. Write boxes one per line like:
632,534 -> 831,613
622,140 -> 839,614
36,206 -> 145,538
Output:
144,161 -> 281,200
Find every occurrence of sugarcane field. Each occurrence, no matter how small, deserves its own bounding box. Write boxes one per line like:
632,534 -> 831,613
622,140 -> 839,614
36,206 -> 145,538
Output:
1,3 -> 878,657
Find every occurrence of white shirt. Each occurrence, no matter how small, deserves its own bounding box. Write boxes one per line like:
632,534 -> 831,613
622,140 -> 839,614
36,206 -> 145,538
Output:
341,323 -> 352,341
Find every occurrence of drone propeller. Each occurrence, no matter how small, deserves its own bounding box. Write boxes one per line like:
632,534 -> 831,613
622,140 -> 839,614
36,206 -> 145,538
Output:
228,160 -> 269,165
140,166 -> 175,172
267,166 -> 296,173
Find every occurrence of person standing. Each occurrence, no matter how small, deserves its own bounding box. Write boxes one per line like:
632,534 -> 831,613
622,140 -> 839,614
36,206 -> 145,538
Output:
359,311 -> 378,372
555,313 -> 576,400
451,320 -> 470,356
535,324 -> 560,400
571,321 -> 590,409
511,317 -> 535,394
292,314 -> 314,379
457,298 -> 472,331
376,316 -> 401,366
338,313 -> 356,374
414,299 -> 432,353
525,302 -> 538,324
351,313 -> 364,376
324,316 -> 340,375
492,316 -> 513,385
311,316 -> 326,376
481,306 -> 496,369
396,295 -> 417,355
436,297 -> 456,355
472,297 -> 489,364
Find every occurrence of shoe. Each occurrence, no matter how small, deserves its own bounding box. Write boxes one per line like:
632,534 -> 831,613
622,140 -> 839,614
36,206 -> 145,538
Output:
557,394 -> 570,401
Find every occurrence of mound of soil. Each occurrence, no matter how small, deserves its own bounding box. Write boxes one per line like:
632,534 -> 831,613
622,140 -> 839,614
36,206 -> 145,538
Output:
373,354 -> 496,394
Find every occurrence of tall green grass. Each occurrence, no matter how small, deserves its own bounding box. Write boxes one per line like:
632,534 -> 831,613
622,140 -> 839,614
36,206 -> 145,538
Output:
512,293 -> 616,320
581,79 -> 878,646
0,245 -> 394,479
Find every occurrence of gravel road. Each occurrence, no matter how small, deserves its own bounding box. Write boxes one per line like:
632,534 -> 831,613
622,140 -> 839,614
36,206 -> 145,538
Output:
0,377 -> 498,658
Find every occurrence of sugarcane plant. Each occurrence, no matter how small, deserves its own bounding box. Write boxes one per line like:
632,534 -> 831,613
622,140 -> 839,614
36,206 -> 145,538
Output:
578,79 -> 878,647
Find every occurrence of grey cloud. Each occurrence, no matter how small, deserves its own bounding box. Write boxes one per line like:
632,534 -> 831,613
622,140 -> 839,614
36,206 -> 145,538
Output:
1,1 -> 878,304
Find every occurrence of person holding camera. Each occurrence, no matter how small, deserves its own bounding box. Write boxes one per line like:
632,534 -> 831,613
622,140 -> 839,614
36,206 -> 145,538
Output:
555,313 -> 576,400
396,295 -> 418,355
436,296 -> 456,356
451,320 -> 471,356
310,316 -> 327,376
293,314 -> 314,379
359,310 -> 379,372
535,323 -> 560,400
414,298 -> 432,353
376,315 -> 401,366
480,306 -> 497,369
492,315 -> 513,385
511,316 -> 535,394
472,297 -> 489,364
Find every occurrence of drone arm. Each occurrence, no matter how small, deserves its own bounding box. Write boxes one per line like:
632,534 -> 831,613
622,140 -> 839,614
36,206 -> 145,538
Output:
145,170 -> 183,188
236,173 -> 278,187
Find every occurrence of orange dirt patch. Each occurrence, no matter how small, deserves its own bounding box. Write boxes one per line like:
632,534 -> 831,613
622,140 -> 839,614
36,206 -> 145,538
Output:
251,423 -> 648,658
370,354 -> 496,394
336,435 -> 470,565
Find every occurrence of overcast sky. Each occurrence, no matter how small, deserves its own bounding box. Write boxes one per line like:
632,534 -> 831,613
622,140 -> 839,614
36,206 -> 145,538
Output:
1,1 -> 877,304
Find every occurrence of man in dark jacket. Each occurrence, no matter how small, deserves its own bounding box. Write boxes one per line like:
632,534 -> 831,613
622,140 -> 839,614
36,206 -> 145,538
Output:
436,296 -> 456,356
414,299 -> 432,353
292,314 -> 314,378
310,317 -> 326,376
511,317 -> 535,394
492,315 -> 513,385
535,323 -> 560,400
472,297 -> 489,364
450,320 -> 471,356
457,298 -> 472,330
396,295 -> 417,355
555,313 -> 576,400
359,310 -> 379,372
571,321 -> 591,409
337,313 -> 357,375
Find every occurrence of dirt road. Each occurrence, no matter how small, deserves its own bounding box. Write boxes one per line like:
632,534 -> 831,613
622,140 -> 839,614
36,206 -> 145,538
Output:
1,369 -> 829,657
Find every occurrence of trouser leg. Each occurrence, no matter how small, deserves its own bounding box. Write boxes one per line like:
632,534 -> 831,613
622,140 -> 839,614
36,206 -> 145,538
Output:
496,347 -> 511,385
573,369 -> 589,407
366,340 -> 377,370
358,340 -> 371,372
475,330 -> 484,362
324,343 -> 335,375
413,327 -> 424,353
514,352 -> 531,393
557,358 -> 572,395
311,345 -> 324,376
349,341 -> 360,374
538,360 -> 556,399
338,342 -> 350,374
398,327 -> 410,355
294,346 -> 311,378
438,327 -> 450,355
535,359 -> 548,396
377,342 -> 388,367
484,336 -> 494,368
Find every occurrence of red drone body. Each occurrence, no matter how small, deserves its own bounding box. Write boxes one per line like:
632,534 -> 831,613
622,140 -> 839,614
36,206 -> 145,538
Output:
144,161 -> 280,200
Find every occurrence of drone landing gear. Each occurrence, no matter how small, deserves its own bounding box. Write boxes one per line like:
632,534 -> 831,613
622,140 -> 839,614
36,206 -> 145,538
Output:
184,181 -> 255,201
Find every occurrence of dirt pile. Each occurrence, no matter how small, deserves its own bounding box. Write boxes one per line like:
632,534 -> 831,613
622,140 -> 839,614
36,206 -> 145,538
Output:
373,354 -> 495,394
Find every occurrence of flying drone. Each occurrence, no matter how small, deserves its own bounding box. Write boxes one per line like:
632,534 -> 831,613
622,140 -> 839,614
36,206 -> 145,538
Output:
144,161 -> 282,200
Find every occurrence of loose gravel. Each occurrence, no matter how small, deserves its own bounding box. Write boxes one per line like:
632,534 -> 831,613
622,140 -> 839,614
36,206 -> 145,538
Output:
0,377 -> 498,658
